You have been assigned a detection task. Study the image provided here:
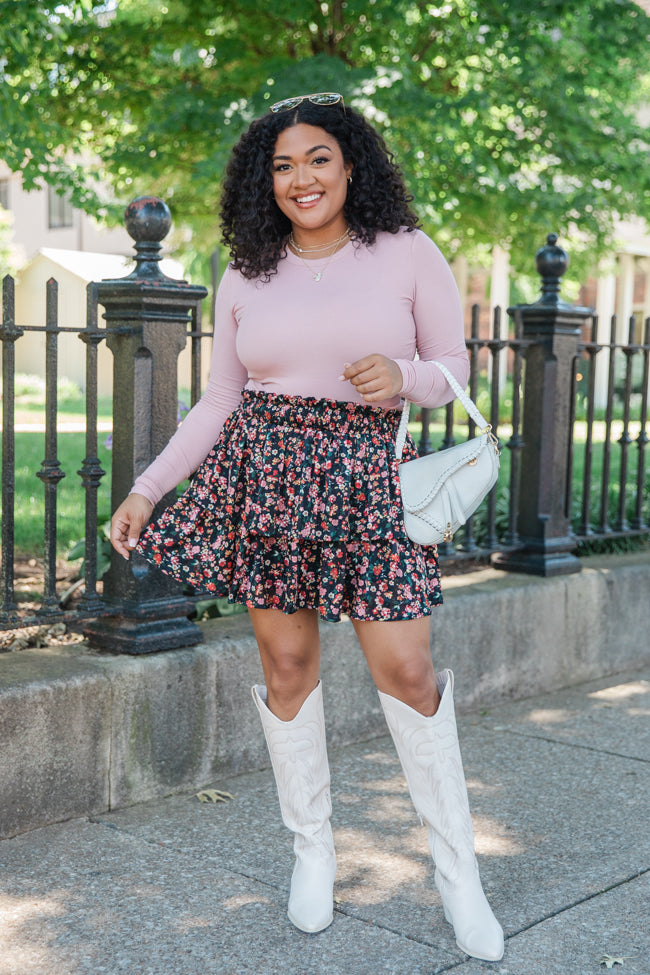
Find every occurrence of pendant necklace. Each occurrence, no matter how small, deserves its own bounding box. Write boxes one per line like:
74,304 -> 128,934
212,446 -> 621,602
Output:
289,229 -> 350,282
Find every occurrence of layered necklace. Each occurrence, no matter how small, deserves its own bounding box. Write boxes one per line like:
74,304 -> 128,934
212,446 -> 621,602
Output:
288,228 -> 350,282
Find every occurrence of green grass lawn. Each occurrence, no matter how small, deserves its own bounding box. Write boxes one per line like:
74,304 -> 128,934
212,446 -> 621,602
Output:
12,398 -> 114,426
10,375 -> 113,427
1,379 -> 202,560
2,377 -> 114,558
7,431 -> 114,557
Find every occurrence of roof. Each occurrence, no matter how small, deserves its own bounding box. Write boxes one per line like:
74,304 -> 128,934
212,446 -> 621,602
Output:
34,247 -> 185,283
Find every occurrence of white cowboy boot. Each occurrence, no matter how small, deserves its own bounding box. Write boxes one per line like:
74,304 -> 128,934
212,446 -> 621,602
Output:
252,681 -> 337,933
378,669 -> 504,961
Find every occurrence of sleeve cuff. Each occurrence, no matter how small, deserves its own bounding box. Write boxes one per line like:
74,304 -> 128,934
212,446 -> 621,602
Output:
130,479 -> 162,508
394,358 -> 417,397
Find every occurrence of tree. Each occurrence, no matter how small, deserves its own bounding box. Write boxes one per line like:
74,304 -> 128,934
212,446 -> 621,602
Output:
1,0 -> 649,276
0,207 -> 25,279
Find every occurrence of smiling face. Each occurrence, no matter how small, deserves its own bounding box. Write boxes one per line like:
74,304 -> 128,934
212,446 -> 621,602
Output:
271,123 -> 353,248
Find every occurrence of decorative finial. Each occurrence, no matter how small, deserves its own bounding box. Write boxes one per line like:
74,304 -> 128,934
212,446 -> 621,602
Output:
535,233 -> 569,305
123,196 -> 172,278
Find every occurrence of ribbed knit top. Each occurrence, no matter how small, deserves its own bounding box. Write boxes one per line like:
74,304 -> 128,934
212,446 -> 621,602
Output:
132,228 -> 469,505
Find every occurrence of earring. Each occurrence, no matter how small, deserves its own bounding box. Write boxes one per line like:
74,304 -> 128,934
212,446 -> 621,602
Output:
347,175 -> 352,185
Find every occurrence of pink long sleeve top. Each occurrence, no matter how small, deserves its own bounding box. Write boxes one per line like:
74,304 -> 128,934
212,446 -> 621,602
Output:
132,228 -> 469,506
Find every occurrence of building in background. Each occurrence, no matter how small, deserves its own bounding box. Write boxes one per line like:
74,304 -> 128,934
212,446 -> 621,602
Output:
13,248 -> 196,398
0,165 -> 208,396
452,216 -> 650,409
0,163 -> 131,260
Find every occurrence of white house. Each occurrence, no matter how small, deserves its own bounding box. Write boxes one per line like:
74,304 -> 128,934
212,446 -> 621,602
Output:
13,249 -> 206,398
0,163 -> 132,261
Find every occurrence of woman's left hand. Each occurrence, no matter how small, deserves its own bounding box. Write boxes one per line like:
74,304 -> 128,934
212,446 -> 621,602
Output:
340,354 -> 403,403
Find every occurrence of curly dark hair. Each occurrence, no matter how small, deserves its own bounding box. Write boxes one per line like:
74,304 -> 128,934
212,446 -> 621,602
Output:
219,100 -> 420,280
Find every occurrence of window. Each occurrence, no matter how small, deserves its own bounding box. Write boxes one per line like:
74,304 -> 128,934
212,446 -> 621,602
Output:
48,184 -> 74,228
0,179 -> 9,210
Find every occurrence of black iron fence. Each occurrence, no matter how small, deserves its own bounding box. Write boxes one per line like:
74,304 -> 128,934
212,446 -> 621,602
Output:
1,276 -> 108,626
571,314 -> 650,542
1,203 -> 648,652
426,310 -> 650,564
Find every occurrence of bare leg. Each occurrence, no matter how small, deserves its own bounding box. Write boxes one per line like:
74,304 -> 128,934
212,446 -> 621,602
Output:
352,615 -> 440,715
248,606 -> 321,719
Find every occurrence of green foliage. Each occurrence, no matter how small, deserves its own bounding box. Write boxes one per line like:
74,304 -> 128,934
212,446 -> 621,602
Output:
571,459 -> 650,538
0,205 -> 25,277
191,595 -> 247,620
577,534 -> 650,557
66,519 -> 113,580
12,373 -> 47,398
1,0 -> 649,277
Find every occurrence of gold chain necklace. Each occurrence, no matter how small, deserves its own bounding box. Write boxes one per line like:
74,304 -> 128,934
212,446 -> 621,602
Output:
288,230 -> 350,282
289,229 -> 350,253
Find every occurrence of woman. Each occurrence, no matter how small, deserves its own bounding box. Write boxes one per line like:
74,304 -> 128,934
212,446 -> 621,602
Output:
110,92 -> 504,962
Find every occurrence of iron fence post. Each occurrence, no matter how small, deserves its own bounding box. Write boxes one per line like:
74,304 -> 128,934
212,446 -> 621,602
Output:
493,234 -> 592,577
85,196 -> 208,653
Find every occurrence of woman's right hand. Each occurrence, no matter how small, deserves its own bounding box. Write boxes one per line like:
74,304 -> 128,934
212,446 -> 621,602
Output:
110,493 -> 154,560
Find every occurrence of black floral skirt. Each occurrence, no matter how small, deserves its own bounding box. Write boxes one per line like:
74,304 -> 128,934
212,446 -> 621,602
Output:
136,390 -> 442,622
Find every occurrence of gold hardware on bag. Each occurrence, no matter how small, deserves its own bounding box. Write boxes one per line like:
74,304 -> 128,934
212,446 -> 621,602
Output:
468,458 -> 478,466
477,423 -> 500,455
443,524 -> 454,542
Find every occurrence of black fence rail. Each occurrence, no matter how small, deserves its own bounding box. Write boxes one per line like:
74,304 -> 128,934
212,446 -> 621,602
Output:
571,314 -> 650,544
1,205 -> 649,651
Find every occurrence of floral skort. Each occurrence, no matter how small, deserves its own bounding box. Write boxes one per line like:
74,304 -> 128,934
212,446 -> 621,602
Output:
136,390 -> 442,622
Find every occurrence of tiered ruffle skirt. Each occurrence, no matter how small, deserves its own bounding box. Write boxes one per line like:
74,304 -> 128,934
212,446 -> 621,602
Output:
136,390 -> 442,622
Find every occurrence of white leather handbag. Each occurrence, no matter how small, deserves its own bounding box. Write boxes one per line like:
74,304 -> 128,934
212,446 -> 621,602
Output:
396,360 -> 500,546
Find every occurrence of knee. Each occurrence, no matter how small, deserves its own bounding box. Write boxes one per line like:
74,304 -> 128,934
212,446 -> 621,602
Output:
250,608 -> 321,718
260,644 -> 318,712
265,650 -> 311,692
385,657 -> 438,716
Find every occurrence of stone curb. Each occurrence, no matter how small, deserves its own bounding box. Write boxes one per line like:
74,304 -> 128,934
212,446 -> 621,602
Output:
1,551 -> 648,840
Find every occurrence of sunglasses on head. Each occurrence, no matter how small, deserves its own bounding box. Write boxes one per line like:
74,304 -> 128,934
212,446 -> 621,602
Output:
269,92 -> 344,114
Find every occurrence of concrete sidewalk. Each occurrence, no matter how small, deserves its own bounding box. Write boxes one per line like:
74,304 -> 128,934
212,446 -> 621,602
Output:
0,668 -> 648,975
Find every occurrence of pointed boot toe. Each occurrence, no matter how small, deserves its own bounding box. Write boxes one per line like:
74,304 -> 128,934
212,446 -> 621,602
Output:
453,919 -> 504,962
287,844 -> 336,933
440,872 -> 504,960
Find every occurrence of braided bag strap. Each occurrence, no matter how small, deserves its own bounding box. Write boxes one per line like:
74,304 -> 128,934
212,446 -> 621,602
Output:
395,360 -> 491,461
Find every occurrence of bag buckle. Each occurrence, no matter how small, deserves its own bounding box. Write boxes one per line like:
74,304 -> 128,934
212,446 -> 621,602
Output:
443,523 -> 454,542
478,423 -> 500,454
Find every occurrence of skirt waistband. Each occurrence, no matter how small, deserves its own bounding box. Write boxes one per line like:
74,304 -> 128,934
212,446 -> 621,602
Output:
240,389 -> 402,437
